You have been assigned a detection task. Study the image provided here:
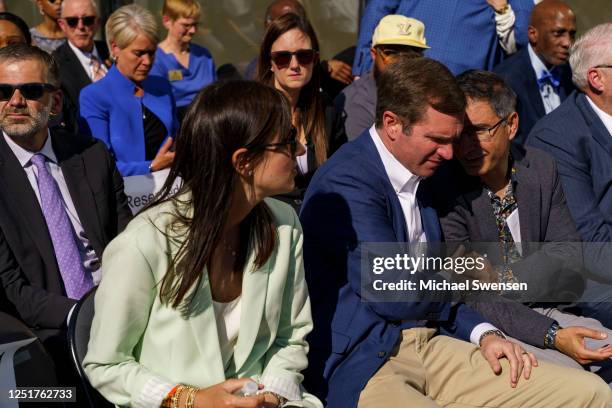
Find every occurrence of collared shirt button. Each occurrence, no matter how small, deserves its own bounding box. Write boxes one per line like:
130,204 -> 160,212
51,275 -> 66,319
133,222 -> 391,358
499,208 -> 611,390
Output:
377,351 -> 386,358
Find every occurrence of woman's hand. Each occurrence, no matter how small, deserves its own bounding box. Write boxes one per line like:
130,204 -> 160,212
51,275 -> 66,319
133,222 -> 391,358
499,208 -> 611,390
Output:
150,137 -> 175,172
190,379 -> 266,408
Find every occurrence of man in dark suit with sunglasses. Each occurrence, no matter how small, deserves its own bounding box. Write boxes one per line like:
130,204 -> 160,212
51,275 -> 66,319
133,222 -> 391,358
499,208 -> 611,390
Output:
53,0 -> 109,132
0,44 -> 131,385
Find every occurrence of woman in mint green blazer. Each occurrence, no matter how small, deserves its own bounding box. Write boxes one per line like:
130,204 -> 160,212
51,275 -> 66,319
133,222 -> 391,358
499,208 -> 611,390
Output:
84,80 -> 322,408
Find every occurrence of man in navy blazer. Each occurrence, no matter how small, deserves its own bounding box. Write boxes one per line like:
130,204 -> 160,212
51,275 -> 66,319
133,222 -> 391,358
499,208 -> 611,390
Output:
300,57 -> 609,408
494,0 -> 576,144
528,23 -> 612,327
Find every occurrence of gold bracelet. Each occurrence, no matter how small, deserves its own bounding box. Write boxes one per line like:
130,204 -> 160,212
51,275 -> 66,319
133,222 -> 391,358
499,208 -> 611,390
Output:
171,385 -> 187,408
185,387 -> 198,408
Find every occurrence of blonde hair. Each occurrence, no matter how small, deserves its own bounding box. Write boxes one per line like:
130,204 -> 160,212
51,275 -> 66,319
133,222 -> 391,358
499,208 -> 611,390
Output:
162,0 -> 201,21
105,4 -> 159,56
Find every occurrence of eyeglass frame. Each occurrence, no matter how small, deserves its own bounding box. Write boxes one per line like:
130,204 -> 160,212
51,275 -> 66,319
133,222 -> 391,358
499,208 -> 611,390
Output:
0,83 -> 59,101
458,115 -> 510,143
593,64 -> 612,69
260,126 -> 299,157
61,15 -> 98,28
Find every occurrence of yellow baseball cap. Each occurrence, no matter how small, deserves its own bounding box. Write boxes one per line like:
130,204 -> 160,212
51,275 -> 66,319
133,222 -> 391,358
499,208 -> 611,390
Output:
372,15 -> 430,49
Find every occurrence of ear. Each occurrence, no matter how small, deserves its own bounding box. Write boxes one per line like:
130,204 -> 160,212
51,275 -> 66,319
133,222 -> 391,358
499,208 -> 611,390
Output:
527,25 -> 537,46
57,18 -> 67,33
50,88 -> 63,116
369,47 -> 377,62
381,111 -> 403,141
506,111 -> 519,142
231,148 -> 252,177
110,41 -> 120,60
161,15 -> 172,30
587,67 -> 605,93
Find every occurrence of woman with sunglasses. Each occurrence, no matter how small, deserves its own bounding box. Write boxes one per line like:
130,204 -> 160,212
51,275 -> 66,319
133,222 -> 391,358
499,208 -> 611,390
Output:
257,13 -> 346,209
0,12 -> 31,48
30,0 -> 65,53
151,0 -> 216,122
79,4 -> 179,176
84,80 -> 322,408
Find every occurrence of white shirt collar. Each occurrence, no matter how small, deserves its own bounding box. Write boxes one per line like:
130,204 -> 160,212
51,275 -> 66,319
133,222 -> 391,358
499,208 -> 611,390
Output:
369,125 -> 422,194
585,95 -> 612,137
68,40 -> 100,68
3,129 -> 57,167
528,44 -> 553,80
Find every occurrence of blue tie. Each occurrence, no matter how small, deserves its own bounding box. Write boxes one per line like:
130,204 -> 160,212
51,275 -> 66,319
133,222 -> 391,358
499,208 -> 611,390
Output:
537,70 -> 561,91
30,154 -> 93,299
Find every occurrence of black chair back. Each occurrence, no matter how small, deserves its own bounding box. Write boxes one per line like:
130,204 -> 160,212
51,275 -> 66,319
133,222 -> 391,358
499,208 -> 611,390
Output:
67,287 -> 113,408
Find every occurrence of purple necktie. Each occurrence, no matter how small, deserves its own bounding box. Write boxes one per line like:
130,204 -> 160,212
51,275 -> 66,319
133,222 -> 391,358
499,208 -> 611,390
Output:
30,154 -> 93,299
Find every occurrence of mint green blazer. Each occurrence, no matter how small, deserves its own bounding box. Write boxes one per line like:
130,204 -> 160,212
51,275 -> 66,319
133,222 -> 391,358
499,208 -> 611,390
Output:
83,196 -> 322,408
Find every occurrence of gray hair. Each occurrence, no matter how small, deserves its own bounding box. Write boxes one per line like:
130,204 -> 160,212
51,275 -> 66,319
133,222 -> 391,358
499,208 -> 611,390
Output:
0,43 -> 60,87
569,23 -> 612,90
60,0 -> 99,16
105,4 -> 159,55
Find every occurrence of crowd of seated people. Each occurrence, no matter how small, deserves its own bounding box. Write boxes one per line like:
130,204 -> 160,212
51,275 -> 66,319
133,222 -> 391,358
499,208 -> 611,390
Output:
0,0 -> 610,407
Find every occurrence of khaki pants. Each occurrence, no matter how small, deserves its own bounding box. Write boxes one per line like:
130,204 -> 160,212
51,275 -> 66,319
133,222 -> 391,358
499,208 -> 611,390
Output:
358,328 -> 611,408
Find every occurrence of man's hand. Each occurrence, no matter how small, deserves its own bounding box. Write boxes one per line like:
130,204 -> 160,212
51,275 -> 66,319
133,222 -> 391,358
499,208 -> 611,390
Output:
150,137 -> 175,172
486,0 -> 508,12
480,335 -> 538,388
327,59 -> 353,85
555,326 -> 612,365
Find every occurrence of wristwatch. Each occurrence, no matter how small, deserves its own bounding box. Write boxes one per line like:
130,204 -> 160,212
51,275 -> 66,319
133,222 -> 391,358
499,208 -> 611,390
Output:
261,391 -> 287,408
479,329 -> 506,346
544,322 -> 562,349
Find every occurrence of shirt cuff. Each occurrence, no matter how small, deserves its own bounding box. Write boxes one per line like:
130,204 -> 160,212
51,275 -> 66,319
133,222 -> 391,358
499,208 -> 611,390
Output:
134,376 -> 176,408
495,3 -> 517,54
259,374 -> 301,402
470,323 -> 502,346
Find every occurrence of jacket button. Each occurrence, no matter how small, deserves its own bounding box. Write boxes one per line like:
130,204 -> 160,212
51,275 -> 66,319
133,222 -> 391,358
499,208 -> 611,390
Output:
377,351 -> 386,358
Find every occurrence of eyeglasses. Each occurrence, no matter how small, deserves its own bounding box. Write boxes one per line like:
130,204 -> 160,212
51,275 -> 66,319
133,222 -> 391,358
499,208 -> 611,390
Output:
262,126 -> 298,157
46,0 -> 62,3
594,64 -> 612,69
0,83 -> 58,101
376,46 -> 420,59
459,115 -> 509,143
62,16 -> 97,28
270,49 -> 318,69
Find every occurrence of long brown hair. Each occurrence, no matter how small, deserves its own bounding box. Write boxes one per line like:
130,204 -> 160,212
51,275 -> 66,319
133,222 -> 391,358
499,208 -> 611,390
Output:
257,13 -> 328,167
148,81 -> 294,309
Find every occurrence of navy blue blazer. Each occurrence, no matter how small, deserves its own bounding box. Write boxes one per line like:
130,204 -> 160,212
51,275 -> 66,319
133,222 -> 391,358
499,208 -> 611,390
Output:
494,48 -> 575,145
78,65 -> 179,176
527,91 -> 612,281
300,131 -> 487,408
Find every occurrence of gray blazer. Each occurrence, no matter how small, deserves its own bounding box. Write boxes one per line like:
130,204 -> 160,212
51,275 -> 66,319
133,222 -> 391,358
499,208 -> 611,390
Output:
438,145 -> 584,347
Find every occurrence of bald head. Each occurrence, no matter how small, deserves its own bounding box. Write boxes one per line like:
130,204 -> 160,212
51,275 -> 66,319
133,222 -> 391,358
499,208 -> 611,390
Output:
528,0 -> 576,67
264,0 -> 306,28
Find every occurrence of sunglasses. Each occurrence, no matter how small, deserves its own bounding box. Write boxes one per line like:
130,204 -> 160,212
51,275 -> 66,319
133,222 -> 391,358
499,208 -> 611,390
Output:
0,83 -> 58,101
270,49 -> 318,69
46,0 -> 62,3
63,16 -> 97,28
262,126 -> 298,157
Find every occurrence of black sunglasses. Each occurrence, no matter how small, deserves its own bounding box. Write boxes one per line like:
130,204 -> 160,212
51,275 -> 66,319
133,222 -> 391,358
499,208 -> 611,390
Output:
262,126 -> 298,157
270,49 -> 318,69
63,16 -> 97,28
46,0 -> 62,3
0,83 -> 58,101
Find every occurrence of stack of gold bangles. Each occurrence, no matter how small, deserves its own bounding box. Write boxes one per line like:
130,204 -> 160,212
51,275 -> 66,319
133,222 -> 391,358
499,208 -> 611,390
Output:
161,385 -> 199,408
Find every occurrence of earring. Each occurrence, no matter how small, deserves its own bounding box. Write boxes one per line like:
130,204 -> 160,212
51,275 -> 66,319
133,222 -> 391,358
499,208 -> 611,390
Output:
39,7 -> 45,15
248,170 -> 253,176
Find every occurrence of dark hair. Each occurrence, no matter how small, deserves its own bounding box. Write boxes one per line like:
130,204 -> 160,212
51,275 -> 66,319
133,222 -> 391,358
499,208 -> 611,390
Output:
257,13 -> 328,167
0,12 -> 31,45
150,80 -> 293,309
456,70 -> 517,119
0,43 -> 59,86
264,0 -> 307,26
375,57 -> 466,131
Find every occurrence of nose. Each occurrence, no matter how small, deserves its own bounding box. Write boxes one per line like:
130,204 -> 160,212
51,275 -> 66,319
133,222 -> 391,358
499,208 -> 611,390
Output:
141,54 -> 153,67
295,142 -> 306,157
560,33 -> 572,48
188,25 -> 197,35
289,54 -> 300,70
8,89 -> 26,107
438,143 -> 453,161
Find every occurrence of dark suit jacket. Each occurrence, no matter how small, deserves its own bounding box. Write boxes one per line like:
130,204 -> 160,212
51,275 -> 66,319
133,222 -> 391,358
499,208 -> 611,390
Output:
300,130 -> 488,407
494,48 -> 575,144
528,92 -> 612,283
438,145 -> 584,346
53,40 -> 110,109
0,130 -> 132,336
